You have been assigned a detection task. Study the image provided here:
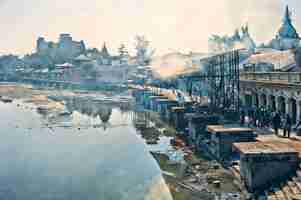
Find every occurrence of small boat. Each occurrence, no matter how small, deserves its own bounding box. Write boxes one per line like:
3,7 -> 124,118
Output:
58,110 -> 72,116
0,97 -> 13,103
146,139 -> 158,145
37,106 -> 49,114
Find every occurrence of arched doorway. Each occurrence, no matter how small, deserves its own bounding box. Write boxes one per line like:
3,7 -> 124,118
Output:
260,94 -> 267,108
269,95 -> 276,111
245,94 -> 252,107
277,96 -> 286,115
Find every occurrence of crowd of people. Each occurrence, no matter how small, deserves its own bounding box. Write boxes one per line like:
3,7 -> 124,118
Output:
240,106 -> 293,138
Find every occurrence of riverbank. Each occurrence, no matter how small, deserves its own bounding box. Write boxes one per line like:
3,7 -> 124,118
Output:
151,149 -> 243,200
134,110 -> 243,199
0,83 -> 244,199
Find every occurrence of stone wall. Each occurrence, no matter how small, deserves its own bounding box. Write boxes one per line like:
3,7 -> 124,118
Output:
239,152 -> 299,192
207,126 -> 256,161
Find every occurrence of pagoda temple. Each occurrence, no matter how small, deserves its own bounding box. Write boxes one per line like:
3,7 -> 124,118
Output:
269,6 -> 300,50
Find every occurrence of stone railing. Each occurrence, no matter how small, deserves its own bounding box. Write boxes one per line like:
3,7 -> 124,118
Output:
240,72 -> 301,83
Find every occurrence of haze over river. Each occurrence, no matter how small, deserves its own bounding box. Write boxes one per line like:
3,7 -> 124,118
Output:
0,84 -> 173,200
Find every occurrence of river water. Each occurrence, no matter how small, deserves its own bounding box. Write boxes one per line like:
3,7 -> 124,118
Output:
0,89 -> 173,200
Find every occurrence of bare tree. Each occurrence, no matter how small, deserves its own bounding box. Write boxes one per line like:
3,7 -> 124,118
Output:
118,44 -> 129,58
134,35 -> 155,66
118,43 -> 129,65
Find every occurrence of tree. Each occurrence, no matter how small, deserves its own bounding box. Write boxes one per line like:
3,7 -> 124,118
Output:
118,44 -> 129,58
134,35 -> 155,66
81,63 -> 96,79
118,43 -> 129,65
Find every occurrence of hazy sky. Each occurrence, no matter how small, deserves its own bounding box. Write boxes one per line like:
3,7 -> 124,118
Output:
0,0 -> 300,55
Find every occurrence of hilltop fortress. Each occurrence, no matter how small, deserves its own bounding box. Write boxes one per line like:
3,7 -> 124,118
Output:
36,33 -> 86,60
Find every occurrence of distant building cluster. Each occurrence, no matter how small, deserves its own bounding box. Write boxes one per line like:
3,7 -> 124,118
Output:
0,33 -> 137,84
2,5 -> 301,82
208,24 -> 256,53
241,6 -> 301,72
209,6 -> 301,55
36,34 -> 86,60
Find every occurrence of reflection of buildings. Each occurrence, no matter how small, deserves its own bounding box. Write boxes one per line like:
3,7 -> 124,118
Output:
65,98 -> 113,123
97,105 -> 112,123
132,111 -> 150,130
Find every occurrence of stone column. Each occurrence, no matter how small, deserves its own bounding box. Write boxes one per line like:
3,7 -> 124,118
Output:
241,94 -> 246,107
266,94 -> 272,109
252,94 -> 257,107
258,94 -> 262,108
297,101 -> 301,124
275,96 -> 279,112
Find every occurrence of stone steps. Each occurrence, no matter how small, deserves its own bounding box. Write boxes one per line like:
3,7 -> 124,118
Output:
287,180 -> 301,194
229,166 -> 241,181
281,184 -> 293,200
267,191 -> 279,200
274,188 -> 288,200
232,160 -> 301,199
267,177 -> 301,200
292,177 -> 301,191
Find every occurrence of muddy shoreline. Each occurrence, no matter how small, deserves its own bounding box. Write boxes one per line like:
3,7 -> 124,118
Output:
0,83 -> 244,200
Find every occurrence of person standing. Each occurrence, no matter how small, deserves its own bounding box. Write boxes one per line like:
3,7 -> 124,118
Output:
272,112 -> 281,135
284,114 -> 292,138
295,116 -> 301,136
240,110 -> 245,126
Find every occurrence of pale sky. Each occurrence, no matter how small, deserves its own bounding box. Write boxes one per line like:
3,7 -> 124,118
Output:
0,0 -> 300,56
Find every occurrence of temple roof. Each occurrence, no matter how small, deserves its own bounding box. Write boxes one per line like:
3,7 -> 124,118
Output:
277,6 -> 299,39
101,42 -> 110,57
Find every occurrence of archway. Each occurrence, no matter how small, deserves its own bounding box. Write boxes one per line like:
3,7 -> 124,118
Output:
245,94 -> 252,107
277,96 -> 286,115
260,93 -> 267,108
269,95 -> 276,111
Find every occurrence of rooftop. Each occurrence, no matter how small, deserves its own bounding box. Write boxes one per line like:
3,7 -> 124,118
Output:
74,54 -> 91,61
235,134 -> 301,156
242,49 -> 295,69
207,125 -> 253,134
234,141 -> 298,155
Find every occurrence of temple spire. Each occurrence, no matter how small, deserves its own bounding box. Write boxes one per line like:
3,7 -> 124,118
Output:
284,5 -> 292,24
245,23 -> 249,34
277,5 -> 299,39
101,42 -> 110,57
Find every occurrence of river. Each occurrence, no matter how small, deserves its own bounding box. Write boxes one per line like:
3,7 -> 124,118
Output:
0,85 -> 173,200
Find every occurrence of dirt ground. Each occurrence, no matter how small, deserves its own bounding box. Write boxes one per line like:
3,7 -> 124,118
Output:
151,148 -> 244,200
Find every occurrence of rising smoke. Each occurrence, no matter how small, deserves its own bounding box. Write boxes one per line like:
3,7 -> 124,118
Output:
151,0 -> 296,78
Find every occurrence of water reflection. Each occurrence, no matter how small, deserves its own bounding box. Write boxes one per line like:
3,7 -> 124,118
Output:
0,94 -> 173,200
